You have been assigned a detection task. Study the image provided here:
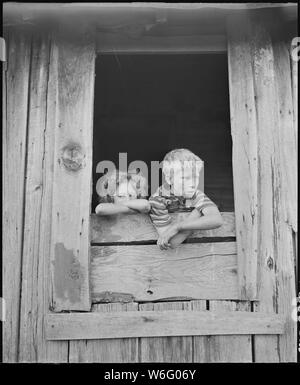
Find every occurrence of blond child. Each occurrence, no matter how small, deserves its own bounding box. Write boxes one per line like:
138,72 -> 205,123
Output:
149,148 -> 223,249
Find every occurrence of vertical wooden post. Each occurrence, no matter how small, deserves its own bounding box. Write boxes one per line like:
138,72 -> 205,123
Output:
3,29 -> 31,362
249,13 -> 297,362
227,15 -> 259,300
18,33 -> 69,362
272,32 -> 297,364
290,34 -> 298,275
49,30 -> 95,312
227,11 -> 297,361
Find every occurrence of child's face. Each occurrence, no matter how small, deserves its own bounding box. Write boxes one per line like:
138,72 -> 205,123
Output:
164,161 -> 200,198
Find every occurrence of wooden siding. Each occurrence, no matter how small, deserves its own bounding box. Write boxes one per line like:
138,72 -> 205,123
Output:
69,303 -> 139,363
3,29 -> 32,362
91,242 -> 238,302
91,212 -> 235,243
90,212 -> 238,302
46,311 -> 285,340
243,13 -> 296,362
3,30 -> 69,362
202,301 -> 252,362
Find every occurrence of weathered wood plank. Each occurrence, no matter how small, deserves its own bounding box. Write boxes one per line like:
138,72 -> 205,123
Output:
17,34 -> 68,363
249,14 -> 296,362
97,33 -> 226,53
91,212 -> 236,243
206,301 -> 252,362
46,311 -> 285,340
290,40 -> 298,281
18,33 -> 50,362
3,29 -> 31,362
91,242 -> 239,302
44,32 -> 70,362
139,302 -> 193,362
69,303 -> 139,362
272,35 -> 297,363
273,39 -> 297,233
227,15 -> 258,300
192,300 -> 210,362
49,32 -> 95,311
250,14 -> 280,363
291,38 -> 298,153
192,300 -> 252,362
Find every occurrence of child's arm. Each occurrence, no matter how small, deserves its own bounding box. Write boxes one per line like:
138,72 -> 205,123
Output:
95,199 -> 150,216
177,205 -> 223,231
122,199 -> 151,213
157,206 -> 223,250
159,209 -> 201,249
95,203 -> 133,216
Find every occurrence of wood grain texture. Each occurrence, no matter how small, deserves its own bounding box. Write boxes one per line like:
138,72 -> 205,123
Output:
97,33 -> 226,53
18,33 -> 50,362
49,32 -> 95,311
43,32 -> 69,362
46,311 -> 285,340
91,212 -> 236,243
249,13 -> 296,362
206,301 -> 252,362
192,300 -> 252,362
273,39 -> 297,233
290,40 -> 298,278
3,29 -> 31,362
191,300 -> 209,362
18,34 -> 68,362
91,242 -> 239,302
227,15 -> 258,300
69,303 -> 139,362
272,33 -> 297,363
139,302 -> 193,362
250,14 -> 281,363
291,38 -> 298,155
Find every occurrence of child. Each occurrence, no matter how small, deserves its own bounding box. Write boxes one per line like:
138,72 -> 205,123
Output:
95,169 -> 150,215
149,148 -> 223,249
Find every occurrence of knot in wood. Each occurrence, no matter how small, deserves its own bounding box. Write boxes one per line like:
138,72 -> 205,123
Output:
61,144 -> 84,171
267,256 -> 274,270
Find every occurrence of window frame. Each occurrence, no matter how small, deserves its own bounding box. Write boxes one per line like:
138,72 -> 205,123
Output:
46,19 -> 282,341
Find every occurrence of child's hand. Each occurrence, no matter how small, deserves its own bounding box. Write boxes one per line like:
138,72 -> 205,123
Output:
157,224 -> 180,250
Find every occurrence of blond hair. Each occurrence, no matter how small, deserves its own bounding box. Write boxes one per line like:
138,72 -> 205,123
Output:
162,148 -> 203,176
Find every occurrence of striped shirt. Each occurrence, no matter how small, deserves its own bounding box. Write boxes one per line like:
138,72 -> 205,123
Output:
149,185 -> 218,227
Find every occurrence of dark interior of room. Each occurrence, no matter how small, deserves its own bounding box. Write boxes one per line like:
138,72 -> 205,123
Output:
92,53 -> 234,212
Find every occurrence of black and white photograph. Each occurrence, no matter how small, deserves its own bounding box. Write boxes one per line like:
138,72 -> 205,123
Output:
1,2 -> 298,366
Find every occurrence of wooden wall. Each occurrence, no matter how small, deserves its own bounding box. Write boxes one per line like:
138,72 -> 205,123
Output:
227,13 -> 297,361
2,10 -> 297,362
